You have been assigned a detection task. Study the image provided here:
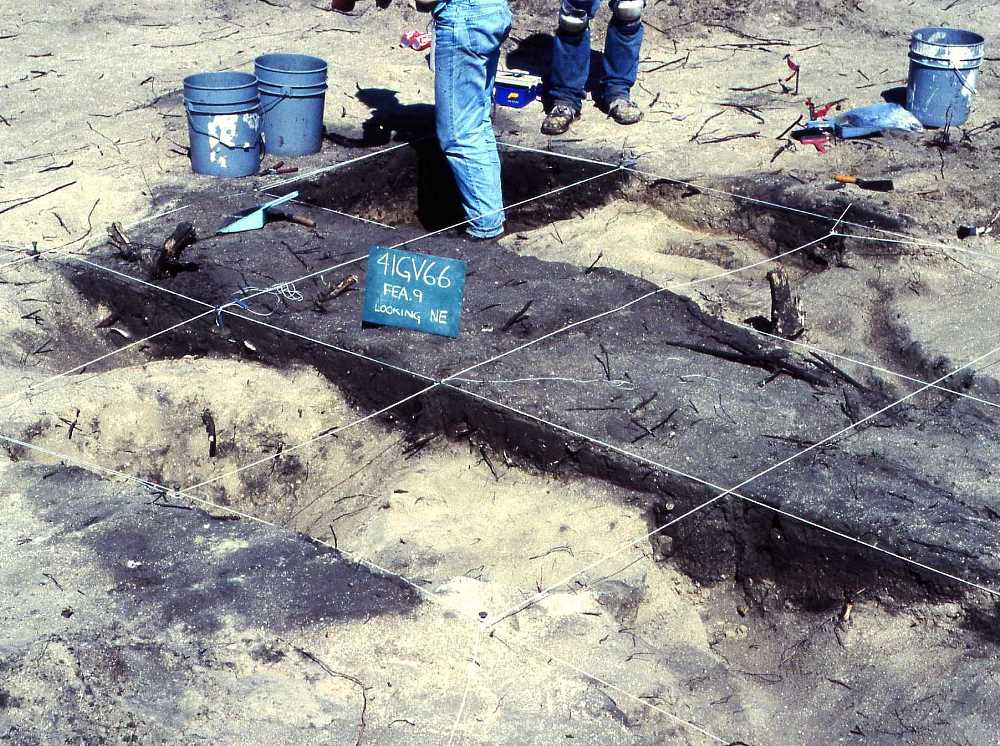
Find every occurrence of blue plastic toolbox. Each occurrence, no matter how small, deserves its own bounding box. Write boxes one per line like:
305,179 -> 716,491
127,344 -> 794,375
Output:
493,71 -> 544,108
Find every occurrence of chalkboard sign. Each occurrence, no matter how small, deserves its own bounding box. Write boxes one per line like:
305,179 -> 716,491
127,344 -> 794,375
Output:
362,246 -> 466,338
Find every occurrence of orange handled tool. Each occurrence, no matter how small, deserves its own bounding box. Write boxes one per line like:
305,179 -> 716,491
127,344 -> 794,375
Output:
834,174 -> 894,192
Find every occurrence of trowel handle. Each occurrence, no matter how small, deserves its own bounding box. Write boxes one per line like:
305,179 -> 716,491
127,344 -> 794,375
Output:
271,210 -> 317,228
833,174 -> 857,185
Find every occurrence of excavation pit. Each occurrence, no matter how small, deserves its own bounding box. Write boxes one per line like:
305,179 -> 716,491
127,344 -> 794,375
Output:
45,141 -> 1000,603
2,139 -> 998,746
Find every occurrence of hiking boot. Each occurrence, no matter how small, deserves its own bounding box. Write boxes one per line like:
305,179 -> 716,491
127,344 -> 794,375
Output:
608,98 -> 643,125
541,103 -> 580,136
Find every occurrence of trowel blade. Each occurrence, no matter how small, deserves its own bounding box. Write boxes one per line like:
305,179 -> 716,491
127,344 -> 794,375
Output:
217,191 -> 299,234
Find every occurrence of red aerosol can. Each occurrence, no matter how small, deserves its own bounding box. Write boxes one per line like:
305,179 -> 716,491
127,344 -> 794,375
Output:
401,29 -> 432,51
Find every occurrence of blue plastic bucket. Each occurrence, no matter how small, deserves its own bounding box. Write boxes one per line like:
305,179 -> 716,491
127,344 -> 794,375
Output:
255,53 -> 328,156
183,72 -> 262,178
906,27 -> 985,128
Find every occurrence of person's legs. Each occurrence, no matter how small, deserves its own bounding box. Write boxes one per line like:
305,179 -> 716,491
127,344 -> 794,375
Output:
602,0 -> 644,106
547,0 -> 601,112
433,0 -> 512,238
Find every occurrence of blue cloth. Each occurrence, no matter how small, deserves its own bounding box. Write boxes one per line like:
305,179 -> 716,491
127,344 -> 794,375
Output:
548,0 -> 644,110
433,0 -> 512,238
832,103 -> 924,139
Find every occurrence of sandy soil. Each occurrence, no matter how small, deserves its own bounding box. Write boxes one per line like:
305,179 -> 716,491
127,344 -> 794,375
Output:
2,0 -> 1000,743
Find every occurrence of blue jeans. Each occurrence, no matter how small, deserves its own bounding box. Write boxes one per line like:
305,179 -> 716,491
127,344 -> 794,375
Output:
433,0 -> 512,238
549,0 -> 643,110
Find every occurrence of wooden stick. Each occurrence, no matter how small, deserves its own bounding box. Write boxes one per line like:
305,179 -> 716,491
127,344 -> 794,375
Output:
0,181 -> 76,216
767,267 -> 805,339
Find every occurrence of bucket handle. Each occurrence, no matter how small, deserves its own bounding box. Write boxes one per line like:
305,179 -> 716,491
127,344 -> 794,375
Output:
258,84 -> 328,109
257,85 -> 325,112
951,65 -> 978,97
259,89 -> 291,114
184,103 -> 265,159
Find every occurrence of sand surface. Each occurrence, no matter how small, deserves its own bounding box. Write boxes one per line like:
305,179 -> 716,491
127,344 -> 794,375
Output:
2,0 -> 1000,743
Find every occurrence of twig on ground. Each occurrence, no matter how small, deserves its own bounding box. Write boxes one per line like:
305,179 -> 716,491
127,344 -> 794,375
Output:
402,432 -> 438,459
698,131 -> 761,144
642,51 -> 690,73
703,24 -> 794,46
720,102 -> 765,124
689,109 -> 727,142
501,300 -> 533,332
38,161 -> 72,173
87,121 -> 121,153
776,114 -> 803,140
150,29 -> 240,48
479,443 -> 499,480
730,81 -> 779,92
0,181 -> 76,216
528,545 -> 574,561
295,648 -> 369,746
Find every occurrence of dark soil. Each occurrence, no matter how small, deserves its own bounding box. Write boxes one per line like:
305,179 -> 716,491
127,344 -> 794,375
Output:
59,142 -> 1000,610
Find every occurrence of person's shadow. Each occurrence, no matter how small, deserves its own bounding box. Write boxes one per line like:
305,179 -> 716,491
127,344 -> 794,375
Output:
327,87 -> 436,148
505,32 -> 604,110
327,88 -> 464,229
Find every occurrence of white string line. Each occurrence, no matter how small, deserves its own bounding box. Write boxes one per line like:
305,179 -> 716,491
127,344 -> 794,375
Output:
454,382 -> 1000,611
729,320 -> 1000,411
48,226 -> 833,538
257,140 -> 414,191
833,230 -> 1000,264
0,430 -> 450,608
60,259 -> 750,528
36,168 -> 622,335
182,383 -> 440,493
9,143 -> 988,738
482,340 -> 1000,628
0,238 -> 84,273
0,308 -> 216,414
496,140 -> 1000,266
0,234 -> 95,273
0,245 -> 252,414
0,202 -> 197,274
0,250 -> 241,412
445,624 -> 485,746
27,239 -> 997,655
4,151 -> 611,347
493,633 -> 729,745
7,176 -> 989,740
160,208 -> 995,746
0,140 -> 414,277
386,168 -> 623,251
6,405 -> 706,746
15,165 -> 626,415
437,234 -> 832,387
196,167 -> 625,315
224,307 -> 442,384
4,257 -> 446,471
230,187 -> 996,425
79,217 -> 993,610
0,242 -> 401,415
260,192 -> 397,230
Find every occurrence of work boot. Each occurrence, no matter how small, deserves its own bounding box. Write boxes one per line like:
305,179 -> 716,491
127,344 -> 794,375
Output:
608,98 -> 643,125
541,102 -> 580,136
